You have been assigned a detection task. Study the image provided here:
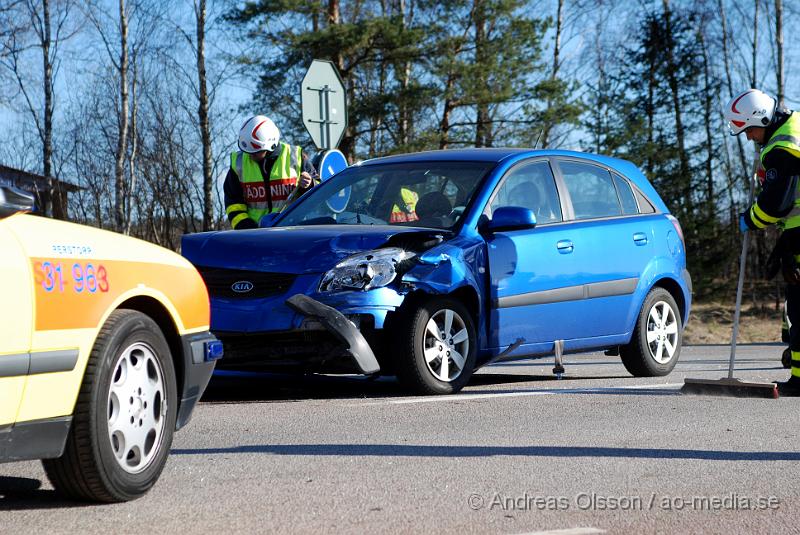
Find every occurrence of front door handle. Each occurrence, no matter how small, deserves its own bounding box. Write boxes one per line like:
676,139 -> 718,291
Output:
556,240 -> 574,254
633,232 -> 648,246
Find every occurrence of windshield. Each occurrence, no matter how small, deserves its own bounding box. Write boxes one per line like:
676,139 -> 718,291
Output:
277,161 -> 494,229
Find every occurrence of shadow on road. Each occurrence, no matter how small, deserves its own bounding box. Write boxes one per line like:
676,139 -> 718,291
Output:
200,372 -> 404,403
200,370 -> 658,403
0,477 -> 90,511
171,443 -> 800,462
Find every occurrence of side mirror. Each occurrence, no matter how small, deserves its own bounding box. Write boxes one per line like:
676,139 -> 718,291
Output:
0,186 -> 35,218
484,206 -> 537,233
259,213 -> 279,228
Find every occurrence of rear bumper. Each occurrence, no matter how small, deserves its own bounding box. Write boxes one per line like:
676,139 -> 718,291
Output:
176,331 -> 222,430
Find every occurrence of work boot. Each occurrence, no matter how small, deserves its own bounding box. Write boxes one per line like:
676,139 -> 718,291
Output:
776,376 -> 800,397
782,348 -> 792,369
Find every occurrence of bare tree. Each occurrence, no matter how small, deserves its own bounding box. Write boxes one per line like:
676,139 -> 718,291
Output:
718,0 -> 748,190
114,0 -> 130,232
0,0 -> 77,217
195,0 -> 213,231
775,0 -> 783,105
540,0 -> 564,149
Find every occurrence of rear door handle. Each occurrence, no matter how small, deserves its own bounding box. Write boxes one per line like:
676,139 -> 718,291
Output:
633,232 -> 648,245
556,240 -> 574,254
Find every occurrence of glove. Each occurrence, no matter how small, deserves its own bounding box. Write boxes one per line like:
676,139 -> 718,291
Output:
782,254 -> 800,285
739,213 -> 749,233
235,217 -> 257,230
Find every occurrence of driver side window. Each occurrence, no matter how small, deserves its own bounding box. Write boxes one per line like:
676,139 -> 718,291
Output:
489,161 -> 562,224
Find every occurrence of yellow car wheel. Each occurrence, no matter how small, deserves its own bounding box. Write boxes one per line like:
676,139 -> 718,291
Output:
43,310 -> 178,502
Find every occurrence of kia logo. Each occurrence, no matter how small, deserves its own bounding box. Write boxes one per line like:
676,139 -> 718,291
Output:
231,281 -> 254,293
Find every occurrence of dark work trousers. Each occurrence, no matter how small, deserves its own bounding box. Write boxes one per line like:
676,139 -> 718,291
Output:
786,283 -> 800,378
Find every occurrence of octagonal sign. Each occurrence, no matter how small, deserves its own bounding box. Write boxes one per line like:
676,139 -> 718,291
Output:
301,60 -> 348,150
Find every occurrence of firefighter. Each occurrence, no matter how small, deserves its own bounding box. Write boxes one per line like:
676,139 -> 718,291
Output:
224,115 -> 317,229
725,88 -> 800,396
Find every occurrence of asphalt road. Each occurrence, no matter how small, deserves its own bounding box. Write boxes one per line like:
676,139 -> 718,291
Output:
1,344 -> 796,534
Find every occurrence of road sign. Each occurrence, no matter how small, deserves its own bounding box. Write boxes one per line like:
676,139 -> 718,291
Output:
312,149 -> 350,213
312,149 -> 348,181
301,60 -> 348,150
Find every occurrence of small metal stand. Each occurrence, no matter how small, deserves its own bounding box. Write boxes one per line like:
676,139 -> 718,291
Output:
553,339 -> 565,379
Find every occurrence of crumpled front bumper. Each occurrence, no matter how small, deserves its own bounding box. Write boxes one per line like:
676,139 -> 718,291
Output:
286,294 -> 380,374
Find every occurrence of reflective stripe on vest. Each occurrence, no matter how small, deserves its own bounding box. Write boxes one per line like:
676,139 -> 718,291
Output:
761,113 -> 800,230
390,188 -> 419,223
230,143 -> 303,222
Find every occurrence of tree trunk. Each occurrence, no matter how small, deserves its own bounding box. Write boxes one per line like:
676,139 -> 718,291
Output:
541,0 -> 563,149
645,35 -> 655,179
661,0 -> 691,216
473,0 -> 489,147
699,28 -> 714,221
775,0 -> 784,106
114,0 -> 129,232
196,0 -> 214,231
125,53 -> 138,235
326,0 -> 355,160
751,0 -> 758,87
41,0 -> 54,217
397,0 -> 411,148
718,0 -> 748,191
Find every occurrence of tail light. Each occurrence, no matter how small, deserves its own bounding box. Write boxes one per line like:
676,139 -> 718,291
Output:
666,214 -> 685,247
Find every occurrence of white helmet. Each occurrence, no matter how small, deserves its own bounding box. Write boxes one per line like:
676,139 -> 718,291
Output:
723,89 -> 776,136
238,115 -> 280,153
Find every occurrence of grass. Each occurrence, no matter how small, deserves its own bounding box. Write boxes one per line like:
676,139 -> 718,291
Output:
685,299 -> 785,345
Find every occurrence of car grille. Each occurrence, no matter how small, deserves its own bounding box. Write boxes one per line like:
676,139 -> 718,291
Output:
195,266 -> 297,299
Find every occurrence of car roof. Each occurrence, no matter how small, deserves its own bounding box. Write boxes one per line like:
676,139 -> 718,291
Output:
359,148 -> 628,167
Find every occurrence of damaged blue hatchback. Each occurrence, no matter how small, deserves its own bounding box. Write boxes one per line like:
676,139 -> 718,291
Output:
182,149 -> 691,395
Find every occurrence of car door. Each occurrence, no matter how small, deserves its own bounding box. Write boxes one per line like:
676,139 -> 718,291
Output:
551,158 -> 654,338
0,220 -> 32,426
484,159 -> 586,352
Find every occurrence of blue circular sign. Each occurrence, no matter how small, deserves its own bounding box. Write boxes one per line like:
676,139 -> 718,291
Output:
314,149 -> 351,213
315,149 -> 348,181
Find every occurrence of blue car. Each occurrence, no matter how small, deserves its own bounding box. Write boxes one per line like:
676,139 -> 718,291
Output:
182,149 -> 691,395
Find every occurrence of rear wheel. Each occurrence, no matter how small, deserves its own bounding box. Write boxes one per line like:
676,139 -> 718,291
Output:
394,298 -> 476,395
620,287 -> 682,377
43,310 -> 177,502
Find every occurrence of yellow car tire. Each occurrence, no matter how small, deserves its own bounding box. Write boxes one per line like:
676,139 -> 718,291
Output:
43,310 -> 178,502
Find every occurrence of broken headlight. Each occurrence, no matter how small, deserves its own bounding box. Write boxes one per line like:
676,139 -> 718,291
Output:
319,247 -> 415,292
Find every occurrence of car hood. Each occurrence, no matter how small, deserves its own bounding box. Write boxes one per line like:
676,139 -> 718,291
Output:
182,225 -> 448,274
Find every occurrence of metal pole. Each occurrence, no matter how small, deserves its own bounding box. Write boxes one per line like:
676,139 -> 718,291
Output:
728,231 -> 749,378
323,85 -> 331,150
317,87 -> 326,149
728,152 -> 761,378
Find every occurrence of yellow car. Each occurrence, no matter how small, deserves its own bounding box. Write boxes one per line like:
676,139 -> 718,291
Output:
0,186 -> 221,502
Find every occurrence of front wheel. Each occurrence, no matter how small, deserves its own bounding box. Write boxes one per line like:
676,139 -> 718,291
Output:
394,298 -> 477,395
43,310 -> 177,502
620,287 -> 682,377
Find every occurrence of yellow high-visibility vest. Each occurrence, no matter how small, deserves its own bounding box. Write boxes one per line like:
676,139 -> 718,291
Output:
229,142 -> 302,222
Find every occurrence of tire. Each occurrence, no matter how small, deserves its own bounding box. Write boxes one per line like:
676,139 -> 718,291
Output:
782,347 -> 792,369
394,297 -> 477,395
43,310 -> 177,502
620,287 -> 682,377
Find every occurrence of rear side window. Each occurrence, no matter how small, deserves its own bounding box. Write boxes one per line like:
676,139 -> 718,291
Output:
634,188 -> 656,214
489,161 -> 562,224
613,173 -> 639,215
558,161 -> 622,219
